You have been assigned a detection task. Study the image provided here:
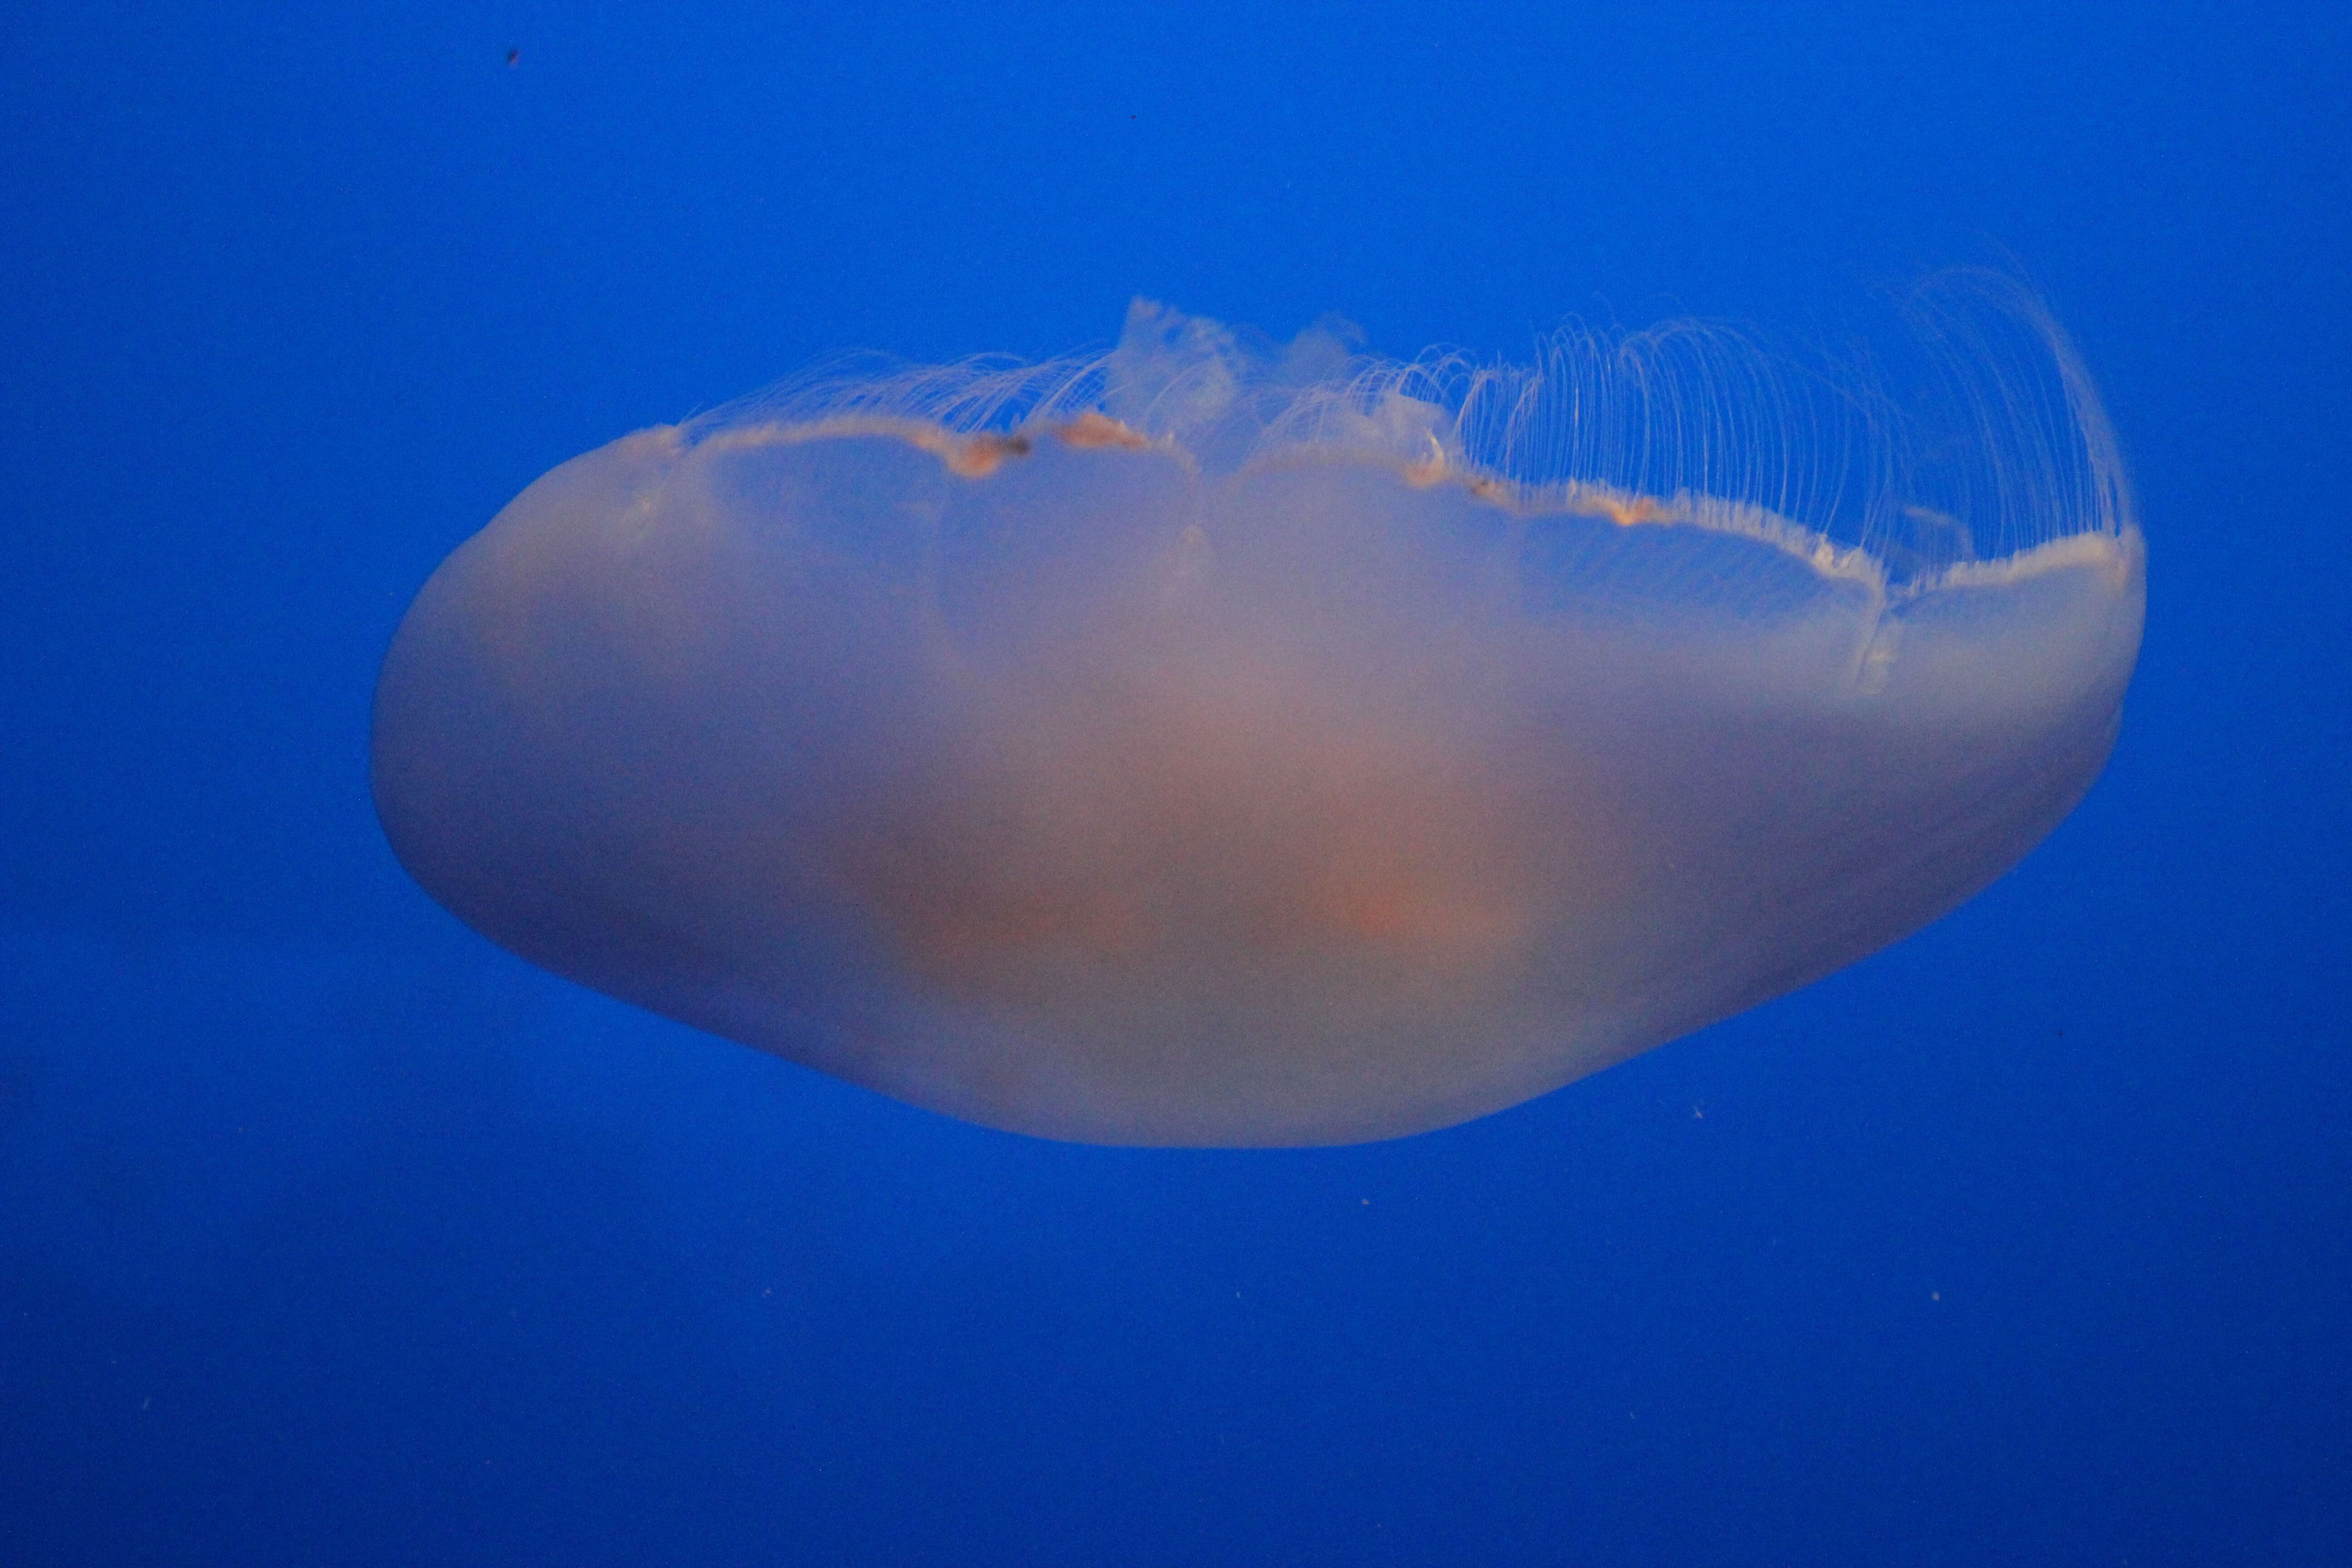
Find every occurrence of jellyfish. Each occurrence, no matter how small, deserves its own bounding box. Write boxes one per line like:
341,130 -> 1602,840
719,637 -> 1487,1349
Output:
371,277 -> 2144,1146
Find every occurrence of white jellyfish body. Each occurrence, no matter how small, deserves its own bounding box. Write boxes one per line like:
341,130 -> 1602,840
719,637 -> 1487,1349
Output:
372,285 -> 2144,1145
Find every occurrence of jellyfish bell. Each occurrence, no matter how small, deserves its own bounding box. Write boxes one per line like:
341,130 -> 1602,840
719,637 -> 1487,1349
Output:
371,279 -> 2144,1147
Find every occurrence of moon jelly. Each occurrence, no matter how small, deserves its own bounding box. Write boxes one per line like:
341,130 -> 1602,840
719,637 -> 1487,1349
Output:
372,278 -> 2144,1145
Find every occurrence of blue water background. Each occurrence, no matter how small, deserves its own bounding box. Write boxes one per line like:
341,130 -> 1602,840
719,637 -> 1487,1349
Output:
3,2 -> 2346,1563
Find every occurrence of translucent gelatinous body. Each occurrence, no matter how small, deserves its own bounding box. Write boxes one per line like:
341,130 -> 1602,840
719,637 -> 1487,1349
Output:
373,294 -> 2144,1144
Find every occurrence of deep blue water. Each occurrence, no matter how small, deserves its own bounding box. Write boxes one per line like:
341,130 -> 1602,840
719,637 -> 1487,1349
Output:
3,2 -> 2347,1563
